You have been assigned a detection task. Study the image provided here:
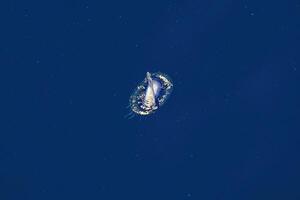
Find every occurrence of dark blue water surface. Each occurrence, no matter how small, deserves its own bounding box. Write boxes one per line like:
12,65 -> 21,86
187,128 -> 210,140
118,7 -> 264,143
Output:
2,0 -> 300,199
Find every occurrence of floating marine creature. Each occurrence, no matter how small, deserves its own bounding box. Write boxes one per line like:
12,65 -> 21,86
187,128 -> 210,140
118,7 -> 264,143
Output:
126,72 -> 173,118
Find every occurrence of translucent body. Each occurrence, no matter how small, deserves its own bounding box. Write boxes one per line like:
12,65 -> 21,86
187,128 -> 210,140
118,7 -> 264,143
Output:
129,72 -> 173,116
152,80 -> 162,97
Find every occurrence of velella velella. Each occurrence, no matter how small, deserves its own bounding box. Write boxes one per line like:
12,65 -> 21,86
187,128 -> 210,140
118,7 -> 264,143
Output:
127,72 -> 173,118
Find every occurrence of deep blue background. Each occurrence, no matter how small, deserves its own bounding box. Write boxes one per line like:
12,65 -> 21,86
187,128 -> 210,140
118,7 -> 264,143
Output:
2,0 -> 300,199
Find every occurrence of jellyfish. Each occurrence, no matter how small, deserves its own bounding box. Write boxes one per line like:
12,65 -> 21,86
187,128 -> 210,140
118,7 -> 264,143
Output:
126,71 -> 173,118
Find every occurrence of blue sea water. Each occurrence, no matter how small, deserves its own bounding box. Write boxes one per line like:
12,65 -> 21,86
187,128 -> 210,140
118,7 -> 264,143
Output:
1,0 -> 300,199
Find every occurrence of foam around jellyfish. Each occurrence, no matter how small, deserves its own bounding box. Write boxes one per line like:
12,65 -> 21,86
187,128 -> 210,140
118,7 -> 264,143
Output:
128,72 -> 173,117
